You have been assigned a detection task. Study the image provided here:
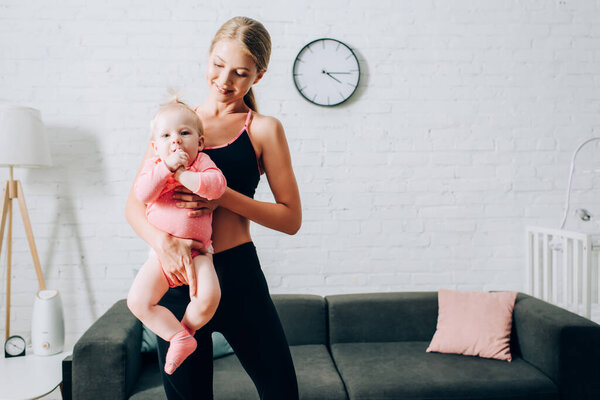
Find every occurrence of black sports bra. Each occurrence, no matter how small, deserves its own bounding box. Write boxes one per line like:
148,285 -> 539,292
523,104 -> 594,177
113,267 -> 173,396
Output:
202,111 -> 260,199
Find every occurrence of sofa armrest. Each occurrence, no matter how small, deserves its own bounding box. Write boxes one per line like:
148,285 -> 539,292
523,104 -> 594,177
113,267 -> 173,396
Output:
513,293 -> 600,400
72,299 -> 143,400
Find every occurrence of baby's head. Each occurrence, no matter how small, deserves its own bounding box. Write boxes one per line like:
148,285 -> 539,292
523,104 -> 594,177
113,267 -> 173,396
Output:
150,98 -> 204,165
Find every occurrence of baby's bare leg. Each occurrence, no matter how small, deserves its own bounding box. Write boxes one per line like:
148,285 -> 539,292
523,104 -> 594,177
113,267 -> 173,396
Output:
127,256 -> 183,341
181,253 -> 221,331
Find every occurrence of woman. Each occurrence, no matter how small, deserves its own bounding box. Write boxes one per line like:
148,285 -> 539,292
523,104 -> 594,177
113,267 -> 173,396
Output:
125,16 -> 301,400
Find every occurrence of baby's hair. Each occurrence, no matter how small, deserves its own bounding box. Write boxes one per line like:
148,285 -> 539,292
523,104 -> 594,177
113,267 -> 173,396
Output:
150,92 -> 204,138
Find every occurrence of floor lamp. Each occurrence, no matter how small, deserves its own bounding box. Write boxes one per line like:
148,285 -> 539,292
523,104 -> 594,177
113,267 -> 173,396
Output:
0,106 -> 52,340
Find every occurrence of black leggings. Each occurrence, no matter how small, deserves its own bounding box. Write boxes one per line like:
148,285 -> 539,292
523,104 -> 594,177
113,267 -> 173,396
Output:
156,242 -> 299,400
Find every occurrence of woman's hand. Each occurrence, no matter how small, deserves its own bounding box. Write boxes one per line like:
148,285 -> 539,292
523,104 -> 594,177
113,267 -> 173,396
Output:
173,187 -> 220,217
154,233 -> 206,297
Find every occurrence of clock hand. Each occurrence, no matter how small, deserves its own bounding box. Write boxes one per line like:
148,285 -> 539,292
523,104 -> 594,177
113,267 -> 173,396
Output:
322,70 -> 342,83
326,72 -> 352,75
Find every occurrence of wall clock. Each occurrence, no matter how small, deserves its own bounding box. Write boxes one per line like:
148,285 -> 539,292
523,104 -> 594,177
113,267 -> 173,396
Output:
293,38 -> 361,107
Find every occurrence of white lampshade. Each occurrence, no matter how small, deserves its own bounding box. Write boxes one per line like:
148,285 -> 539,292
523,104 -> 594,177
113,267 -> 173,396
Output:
0,105 -> 52,167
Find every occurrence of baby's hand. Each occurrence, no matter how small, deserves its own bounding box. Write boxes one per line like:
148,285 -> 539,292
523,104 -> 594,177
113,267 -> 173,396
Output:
164,150 -> 189,172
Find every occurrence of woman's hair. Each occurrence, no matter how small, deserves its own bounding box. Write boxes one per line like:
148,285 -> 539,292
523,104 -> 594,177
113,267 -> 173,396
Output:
210,16 -> 271,112
151,94 -> 203,138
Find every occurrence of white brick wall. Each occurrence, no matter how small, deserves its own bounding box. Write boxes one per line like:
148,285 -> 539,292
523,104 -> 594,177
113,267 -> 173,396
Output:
1,0 -> 600,346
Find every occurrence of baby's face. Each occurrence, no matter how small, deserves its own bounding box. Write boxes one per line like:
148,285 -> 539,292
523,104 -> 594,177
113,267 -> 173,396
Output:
151,106 -> 203,165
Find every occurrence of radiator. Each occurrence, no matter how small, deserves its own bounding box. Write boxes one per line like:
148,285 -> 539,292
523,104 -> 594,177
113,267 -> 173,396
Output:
526,226 -> 600,319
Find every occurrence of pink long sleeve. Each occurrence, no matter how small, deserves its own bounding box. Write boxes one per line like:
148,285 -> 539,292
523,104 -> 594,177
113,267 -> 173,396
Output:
195,165 -> 227,200
135,153 -> 224,247
134,158 -> 173,204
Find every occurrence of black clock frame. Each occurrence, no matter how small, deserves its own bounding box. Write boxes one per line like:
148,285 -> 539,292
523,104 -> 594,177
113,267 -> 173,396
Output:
4,334 -> 26,358
292,38 -> 361,107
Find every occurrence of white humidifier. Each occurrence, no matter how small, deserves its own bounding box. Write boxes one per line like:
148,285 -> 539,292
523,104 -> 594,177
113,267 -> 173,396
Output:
31,289 -> 65,355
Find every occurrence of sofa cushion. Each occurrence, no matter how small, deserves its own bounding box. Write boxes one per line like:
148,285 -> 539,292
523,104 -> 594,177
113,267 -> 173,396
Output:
130,344 -> 346,400
212,331 -> 234,359
212,353 -> 258,399
331,341 -> 558,400
214,344 -> 347,400
290,345 -> 348,400
327,292 -> 438,343
129,356 -> 164,400
129,353 -> 259,400
273,294 -> 328,345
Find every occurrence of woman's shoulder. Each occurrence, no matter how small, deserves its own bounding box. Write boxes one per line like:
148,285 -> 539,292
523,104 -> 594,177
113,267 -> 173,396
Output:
249,112 -> 285,142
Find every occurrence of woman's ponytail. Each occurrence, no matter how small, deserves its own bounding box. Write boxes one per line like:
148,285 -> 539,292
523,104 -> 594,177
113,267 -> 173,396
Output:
244,88 -> 258,112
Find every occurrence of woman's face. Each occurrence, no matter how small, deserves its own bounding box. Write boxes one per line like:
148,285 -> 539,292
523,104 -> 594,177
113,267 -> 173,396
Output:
207,39 -> 265,103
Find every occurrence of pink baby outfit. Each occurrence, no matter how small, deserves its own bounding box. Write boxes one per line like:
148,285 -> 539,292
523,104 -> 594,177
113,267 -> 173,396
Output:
134,152 -> 226,286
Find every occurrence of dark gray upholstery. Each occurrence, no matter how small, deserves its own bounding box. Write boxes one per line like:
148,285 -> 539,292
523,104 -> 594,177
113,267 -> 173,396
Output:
513,293 -> 600,400
331,341 -> 558,400
129,356 -> 164,400
67,294 -> 347,400
291,345 -> 348,400
214,344 -> 348,400
130,294 -> 334,399
65,292 -> 600,400
327,292 -> 439,343
273,294 -> 328,345
212,353 -> 259,399
72,299 -> 142,400
128,353 -> 259,400
326,292 -> 600,400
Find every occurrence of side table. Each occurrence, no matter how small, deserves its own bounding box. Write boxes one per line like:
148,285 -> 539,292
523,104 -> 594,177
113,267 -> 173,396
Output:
0,351 -> 70,400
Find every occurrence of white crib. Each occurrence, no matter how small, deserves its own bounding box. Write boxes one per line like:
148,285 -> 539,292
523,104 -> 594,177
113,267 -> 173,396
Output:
526,226 -> 600,319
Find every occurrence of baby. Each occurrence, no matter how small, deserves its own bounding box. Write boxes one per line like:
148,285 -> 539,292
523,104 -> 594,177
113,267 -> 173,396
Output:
127,98 -> 226,375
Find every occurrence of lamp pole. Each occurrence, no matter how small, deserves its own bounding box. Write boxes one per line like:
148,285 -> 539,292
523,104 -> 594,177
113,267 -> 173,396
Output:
6,166 -> 14,340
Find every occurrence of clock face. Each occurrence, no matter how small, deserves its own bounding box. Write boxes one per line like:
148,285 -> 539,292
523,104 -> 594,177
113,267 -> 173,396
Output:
5,335 -> 26,357
293,38 -> 360,107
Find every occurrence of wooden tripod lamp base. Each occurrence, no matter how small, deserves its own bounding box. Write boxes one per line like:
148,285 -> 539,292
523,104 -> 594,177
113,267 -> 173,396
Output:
0,167 -> 47,340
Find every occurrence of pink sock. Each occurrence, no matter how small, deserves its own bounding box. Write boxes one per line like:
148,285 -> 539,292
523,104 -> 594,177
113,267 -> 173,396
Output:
164,330 -> 197,375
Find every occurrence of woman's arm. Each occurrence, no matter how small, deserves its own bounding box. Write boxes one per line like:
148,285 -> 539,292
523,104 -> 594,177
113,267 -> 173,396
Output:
219,116 -> 302,235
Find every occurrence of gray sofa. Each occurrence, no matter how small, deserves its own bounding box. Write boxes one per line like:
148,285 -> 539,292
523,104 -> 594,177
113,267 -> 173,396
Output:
63,292 -> 600,399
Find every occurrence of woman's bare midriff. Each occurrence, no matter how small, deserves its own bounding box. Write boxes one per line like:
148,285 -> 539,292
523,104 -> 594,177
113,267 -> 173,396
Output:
210,207 -> 252,254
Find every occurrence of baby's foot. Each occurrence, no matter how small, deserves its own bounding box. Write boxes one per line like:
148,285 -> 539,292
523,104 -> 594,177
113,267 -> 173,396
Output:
164,330 -> 197,375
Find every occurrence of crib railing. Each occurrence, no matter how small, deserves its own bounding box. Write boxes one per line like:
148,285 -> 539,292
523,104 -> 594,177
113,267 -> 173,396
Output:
526,226 -> 600,319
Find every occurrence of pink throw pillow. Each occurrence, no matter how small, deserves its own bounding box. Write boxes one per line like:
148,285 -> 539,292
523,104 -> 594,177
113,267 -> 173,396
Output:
426,289 -> 518,362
